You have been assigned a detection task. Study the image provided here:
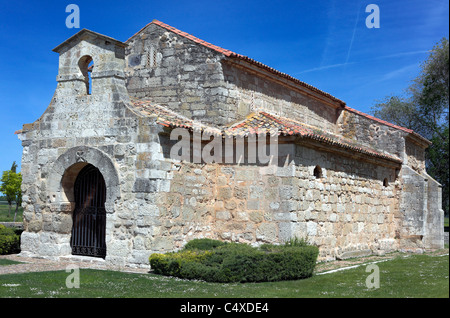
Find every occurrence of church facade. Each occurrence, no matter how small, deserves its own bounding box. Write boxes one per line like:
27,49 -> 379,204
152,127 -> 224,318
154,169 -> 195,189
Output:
16,20 -> 444,267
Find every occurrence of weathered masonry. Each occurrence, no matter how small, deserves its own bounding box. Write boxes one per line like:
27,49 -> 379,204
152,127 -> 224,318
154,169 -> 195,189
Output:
16,20 -> 444,267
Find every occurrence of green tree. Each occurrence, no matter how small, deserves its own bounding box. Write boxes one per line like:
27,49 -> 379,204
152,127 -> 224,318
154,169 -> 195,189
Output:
0,162 -> 22,221
10,161 -> 17,173
1,171 -> 16,218
12,173 -> 22,222
371,37 -> 449,215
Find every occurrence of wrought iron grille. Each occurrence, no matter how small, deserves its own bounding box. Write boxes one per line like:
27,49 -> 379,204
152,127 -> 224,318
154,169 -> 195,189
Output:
70,164 -> 107,258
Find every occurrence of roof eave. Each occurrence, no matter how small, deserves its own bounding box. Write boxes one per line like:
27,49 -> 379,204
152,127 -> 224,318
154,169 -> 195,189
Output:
52,29 -> 127,53
343,106 -> 431,147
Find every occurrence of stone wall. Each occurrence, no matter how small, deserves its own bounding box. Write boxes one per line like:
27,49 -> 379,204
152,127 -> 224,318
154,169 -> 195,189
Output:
132,138 -> 400,263
399,166 -> 444,250
221,61 -> 339,132
425,174 -> 445,249
405,137 -> 426,173
18,32 -> 145,266
337,108 -> 406,159
19,114 -> 142,265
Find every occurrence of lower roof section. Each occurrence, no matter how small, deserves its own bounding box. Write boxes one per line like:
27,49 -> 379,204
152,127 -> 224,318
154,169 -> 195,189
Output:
132,99 -> 403,165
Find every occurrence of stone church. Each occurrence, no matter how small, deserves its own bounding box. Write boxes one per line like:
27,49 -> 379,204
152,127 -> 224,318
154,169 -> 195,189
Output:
16,20 -> 444,267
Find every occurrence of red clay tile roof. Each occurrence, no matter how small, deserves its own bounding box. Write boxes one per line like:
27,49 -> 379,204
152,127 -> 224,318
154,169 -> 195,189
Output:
132,99 -> 402,163
226,112 -> 402,163
132,99 -> 222,135
126,20 -> 429,146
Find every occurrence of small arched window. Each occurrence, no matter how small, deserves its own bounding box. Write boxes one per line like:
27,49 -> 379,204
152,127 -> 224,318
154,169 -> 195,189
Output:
313,165 -> 322,179
78,55 -> 94,95
383,178 -> 389,187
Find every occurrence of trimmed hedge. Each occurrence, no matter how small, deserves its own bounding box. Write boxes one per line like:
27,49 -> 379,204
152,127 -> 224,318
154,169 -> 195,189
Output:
183,238 -> 226,251
0,225 -> 21,255
150,249 -> 213,277
149,238 -> 319,283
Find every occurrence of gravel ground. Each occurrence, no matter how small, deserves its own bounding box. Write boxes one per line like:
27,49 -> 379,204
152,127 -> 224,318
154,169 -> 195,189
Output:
0,254 -> 150,275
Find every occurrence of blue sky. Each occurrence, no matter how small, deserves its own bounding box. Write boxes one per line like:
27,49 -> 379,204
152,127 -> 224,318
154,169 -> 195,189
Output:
0,0 -> 448,174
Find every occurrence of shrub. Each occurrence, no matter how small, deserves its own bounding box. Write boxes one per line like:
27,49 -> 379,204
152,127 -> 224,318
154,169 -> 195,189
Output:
149,249 -> 212,277
283,236 -> 310,247
183,238 -> 227,251
0,225 -> 21,255
149,239 -> 319,283
260,237 -> 309,252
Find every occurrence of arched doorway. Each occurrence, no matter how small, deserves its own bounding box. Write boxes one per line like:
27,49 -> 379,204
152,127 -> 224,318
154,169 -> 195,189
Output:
70,164 -> 107,258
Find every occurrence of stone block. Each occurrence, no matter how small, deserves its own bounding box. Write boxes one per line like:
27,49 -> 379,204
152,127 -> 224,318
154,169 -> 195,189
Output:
256,223 -> 277,242
217,187 -> 232,200
233,186 -> 247,200
336,249 -> 372,260
216,211 -> 231,220
281,200 -> 298,212
249,185 -> 264,199
28,219 -> 43,232
307,221 -> 317,236
235,169 -> 257,181
53,214 -> 72,234
133,178 -> 158,193
247,200 -> 260,210
249,211 -> 264,223
20,231 -> 40,253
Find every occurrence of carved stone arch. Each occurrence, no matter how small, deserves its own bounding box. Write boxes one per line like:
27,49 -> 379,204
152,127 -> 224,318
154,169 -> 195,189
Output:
48,146 -> 120,214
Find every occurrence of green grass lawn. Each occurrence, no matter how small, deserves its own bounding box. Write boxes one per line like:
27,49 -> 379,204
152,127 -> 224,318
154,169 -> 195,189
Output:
0,259 -> 22,266
0,201 -> 23,222
0,253 -> 448,298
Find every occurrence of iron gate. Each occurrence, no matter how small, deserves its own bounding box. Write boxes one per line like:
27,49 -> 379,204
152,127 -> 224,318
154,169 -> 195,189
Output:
70,164 -> 107,258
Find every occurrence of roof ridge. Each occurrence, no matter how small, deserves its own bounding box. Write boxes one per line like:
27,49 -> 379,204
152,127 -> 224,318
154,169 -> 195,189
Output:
344,106 -> 432,145
343,105 -> 413,134
125,19 -> 237,57
151,20 -> 237,57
